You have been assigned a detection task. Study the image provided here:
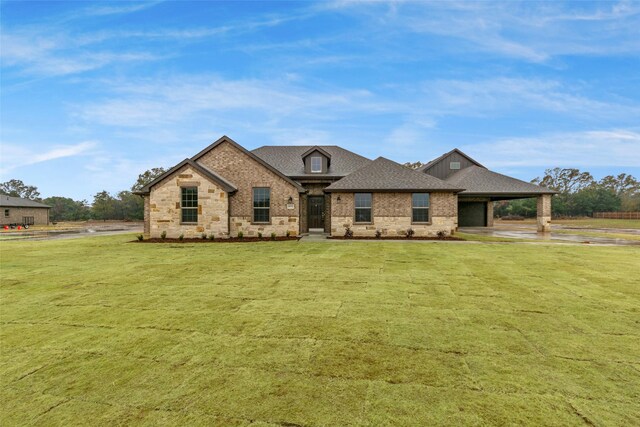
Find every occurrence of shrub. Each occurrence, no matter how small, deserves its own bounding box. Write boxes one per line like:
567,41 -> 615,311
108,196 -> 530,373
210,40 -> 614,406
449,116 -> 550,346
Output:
201,233 -> 207,240
344,227 -> 353,238
238,231 -> 244,239
375,230 -> 382,239
178,233 -> 184,241
209,233 -> 215,241
136,234 -> 144,241
270,232 -> 277,241
160,231 -> 167,240
258,232 -> 263,239
405,228 -> 415,238
437,230 -> 447,240
286,230 -> 291,237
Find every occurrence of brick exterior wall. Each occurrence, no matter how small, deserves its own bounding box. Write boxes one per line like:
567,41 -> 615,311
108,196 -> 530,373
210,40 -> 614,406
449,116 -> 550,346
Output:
148,165 -> 229,239
196,140 -> 300,236
537,194 -> 552,232
330,192 -> 458,237
1,207 -> 49,225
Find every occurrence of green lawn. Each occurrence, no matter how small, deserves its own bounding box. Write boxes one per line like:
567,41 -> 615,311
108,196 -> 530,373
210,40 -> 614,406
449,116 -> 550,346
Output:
1,235 -> 639,426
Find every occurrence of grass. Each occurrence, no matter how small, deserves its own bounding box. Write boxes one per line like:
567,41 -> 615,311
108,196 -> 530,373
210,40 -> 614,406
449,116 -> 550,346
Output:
1,235 -> 639,426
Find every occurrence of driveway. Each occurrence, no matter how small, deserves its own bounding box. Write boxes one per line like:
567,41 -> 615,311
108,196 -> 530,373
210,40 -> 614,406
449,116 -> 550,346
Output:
460,222 -> 640,246
0,221 -> 143,241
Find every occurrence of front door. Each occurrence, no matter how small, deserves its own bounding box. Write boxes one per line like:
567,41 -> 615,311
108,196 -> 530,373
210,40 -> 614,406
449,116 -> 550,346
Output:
308,196 -> 325,229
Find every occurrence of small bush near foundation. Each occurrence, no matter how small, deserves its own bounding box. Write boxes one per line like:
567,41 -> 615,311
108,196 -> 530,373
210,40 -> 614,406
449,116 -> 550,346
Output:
270,232 -> 277,241
136,234 -> 144,241
437,230 -> 447,240
238,231 -> 244,239
405,228 -> 415,238
209,233 -> 215,241
344,227 -> 353,238
286,230 -> 291,237
375,230 -> 382,239
160,231 -> 167,240
178,233 -> 184,241
201,233 -> 207,240
258,232 -> 263,239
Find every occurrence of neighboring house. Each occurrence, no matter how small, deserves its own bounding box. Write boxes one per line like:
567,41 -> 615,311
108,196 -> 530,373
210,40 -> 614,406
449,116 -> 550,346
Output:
0,195 -> 50,226
136,136 -> 555,239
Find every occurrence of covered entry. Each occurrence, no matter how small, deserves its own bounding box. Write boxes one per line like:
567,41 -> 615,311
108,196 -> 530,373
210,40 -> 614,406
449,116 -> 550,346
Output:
458,201 -> 487,227
308,196 -> 325,229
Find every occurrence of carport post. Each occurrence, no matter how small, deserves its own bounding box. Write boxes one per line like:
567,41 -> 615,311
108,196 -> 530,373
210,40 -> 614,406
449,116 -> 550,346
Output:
537,194 -> 551,233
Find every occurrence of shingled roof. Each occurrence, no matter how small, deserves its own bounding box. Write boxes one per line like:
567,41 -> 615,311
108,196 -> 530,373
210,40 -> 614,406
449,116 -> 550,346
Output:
445,166 -> 556,196
325,157 -> 464,192
252,145 -> 370,178
0,195 -> 50,208
135,159 -> 238,195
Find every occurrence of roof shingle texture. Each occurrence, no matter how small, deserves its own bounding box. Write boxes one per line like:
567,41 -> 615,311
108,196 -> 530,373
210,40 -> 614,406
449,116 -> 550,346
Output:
445,166 -> 556,195
325,157 -> 463,192
252,145 -> 371,178
0,195 -> 50,208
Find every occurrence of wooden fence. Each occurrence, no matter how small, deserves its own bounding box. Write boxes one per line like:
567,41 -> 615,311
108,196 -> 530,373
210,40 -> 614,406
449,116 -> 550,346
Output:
593,211 -> 640,219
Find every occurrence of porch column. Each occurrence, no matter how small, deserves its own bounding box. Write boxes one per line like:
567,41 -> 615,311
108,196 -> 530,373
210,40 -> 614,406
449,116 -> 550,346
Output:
486,202 -> 494,227
143,195 -> 151,238
537,194 -> 551,233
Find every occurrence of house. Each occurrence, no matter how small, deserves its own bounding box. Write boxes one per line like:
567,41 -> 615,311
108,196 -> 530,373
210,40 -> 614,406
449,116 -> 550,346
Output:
0,195 -> 50,226
136,136 -> 555,239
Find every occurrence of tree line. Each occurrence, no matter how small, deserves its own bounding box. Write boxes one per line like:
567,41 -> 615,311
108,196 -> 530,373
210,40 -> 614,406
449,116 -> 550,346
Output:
0,167 -> 166,222
494,168 -> 640,218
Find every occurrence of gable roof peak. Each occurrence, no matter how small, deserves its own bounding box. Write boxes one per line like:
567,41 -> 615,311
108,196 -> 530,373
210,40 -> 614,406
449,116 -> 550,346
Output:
190,135 -> 306,192
135,158 -> 238,195
418,148 -> 485,172
301,146 -> 332,159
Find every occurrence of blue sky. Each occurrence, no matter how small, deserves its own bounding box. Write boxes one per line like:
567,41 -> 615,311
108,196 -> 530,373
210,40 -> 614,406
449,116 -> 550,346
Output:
1,1 -> 639,201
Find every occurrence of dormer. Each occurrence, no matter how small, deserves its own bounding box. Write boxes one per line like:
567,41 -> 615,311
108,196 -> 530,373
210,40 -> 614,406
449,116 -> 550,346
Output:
301,146 -> 331,174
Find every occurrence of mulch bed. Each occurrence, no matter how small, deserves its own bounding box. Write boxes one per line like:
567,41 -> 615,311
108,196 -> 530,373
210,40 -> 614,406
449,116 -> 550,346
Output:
135,237 -> 301,243
328,236 -> 464,241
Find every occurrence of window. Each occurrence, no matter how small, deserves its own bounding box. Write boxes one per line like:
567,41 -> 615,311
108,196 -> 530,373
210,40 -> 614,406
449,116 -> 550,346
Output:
354,193 -> 372,223
181,187 -> 198,223
412,193 -> 430,223
253,187 -> 270,223
4,209 -> 9,217
23,216 -> 34,226
450,161 -> 461,170
311,156 -> 322,173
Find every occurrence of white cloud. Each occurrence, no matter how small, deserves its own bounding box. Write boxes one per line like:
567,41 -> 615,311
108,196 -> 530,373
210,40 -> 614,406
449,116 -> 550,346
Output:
462,129 -> 640,168
328,1 -> 640,62
419,77 -> 640,120
0,141 -> 97,174
83,1 -> 163,17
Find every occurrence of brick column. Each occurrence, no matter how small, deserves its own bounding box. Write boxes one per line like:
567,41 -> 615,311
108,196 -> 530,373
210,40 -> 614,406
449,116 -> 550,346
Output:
486,202 -> 494,227
536,194 -> 551,232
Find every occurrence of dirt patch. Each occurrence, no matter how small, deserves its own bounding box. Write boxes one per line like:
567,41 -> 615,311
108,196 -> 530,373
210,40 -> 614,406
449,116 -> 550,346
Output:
135,237 -> 301,243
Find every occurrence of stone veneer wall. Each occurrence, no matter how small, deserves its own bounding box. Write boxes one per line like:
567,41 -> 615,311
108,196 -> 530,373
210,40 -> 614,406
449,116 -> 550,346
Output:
196,140 -> 300,236
143,195 -> 150,236
537,194 -> 552,232
330,192 -> 457,237
148,165 -> 229,239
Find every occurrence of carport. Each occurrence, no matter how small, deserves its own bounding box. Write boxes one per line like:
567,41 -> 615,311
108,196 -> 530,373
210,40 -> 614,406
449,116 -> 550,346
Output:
445,166 -> 557,232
